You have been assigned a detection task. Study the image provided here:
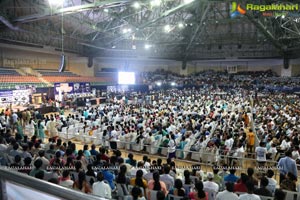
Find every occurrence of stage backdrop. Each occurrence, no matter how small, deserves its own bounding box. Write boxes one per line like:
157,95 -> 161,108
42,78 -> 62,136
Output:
54,82 -> 90,101
0,85 -> 35,105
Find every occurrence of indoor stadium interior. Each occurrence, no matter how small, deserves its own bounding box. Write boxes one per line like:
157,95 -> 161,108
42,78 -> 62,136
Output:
0,0 -> 300,200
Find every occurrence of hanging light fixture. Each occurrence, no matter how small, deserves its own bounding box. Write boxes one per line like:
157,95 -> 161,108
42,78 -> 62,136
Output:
58,3 -> 66,72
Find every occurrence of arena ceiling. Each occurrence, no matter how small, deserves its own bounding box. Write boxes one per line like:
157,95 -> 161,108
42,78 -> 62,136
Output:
0,0 -> 300,61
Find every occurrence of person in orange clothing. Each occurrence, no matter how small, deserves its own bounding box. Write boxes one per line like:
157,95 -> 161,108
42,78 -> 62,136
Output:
247,129 -> 255,158
242,112 -> 250,127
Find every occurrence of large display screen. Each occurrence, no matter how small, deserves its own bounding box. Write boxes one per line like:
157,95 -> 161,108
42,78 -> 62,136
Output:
118,72 -> 135,85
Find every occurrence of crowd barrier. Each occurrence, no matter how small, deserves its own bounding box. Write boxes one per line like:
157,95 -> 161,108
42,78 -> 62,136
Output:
0,167 -> 105,200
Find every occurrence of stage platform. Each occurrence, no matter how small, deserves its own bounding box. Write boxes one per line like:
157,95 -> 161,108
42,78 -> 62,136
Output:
0,104 -> 56,114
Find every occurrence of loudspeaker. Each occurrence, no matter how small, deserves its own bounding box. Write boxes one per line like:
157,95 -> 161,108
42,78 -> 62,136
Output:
182,60 -> 187,70
88,57 -> 93,68
58,54 -> 66,72
283,57 -> 289,69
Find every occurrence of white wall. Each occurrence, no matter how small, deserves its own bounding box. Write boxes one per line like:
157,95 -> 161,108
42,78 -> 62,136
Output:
94,57 -> 182,73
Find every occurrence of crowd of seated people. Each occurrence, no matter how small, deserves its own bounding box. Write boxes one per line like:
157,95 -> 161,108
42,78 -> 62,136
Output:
142,69 -> 300,92
1,86 -> 300,163
0,134 -> 296,200
0,70 -> 300,199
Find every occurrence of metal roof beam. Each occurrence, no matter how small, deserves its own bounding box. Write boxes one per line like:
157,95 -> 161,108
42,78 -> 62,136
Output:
244,13 -> 284,53
14,0 -> 130,23
184,3 -> 211,59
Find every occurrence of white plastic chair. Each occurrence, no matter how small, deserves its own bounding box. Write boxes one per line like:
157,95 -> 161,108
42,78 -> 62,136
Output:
127,185 -> 145,197
259,195 -> 274,200
70,171 -> 78,181
161,147 -> 168,156
168,194 -> 184,200
283,189 -> 300,200
132,139 -> 144,151
86,175 -> 96,186
148,189 -> 158,200
116,183 -> 131,200
58,127 -> 67,139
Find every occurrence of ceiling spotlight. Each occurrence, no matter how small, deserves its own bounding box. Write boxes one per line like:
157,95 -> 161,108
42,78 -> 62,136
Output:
156,82 -> 162,86
184,0 -> 195,4
104,8 -> 109,13
145,44 -> 152,49
133,2 -> 141,9
171,82 -> 176,86
122,28 -> 132,34
151,0 -> 161,7
48,0 -> 63,6
164,24 -> 171,33
281,15 -> 285,19
178,23 -> 184,28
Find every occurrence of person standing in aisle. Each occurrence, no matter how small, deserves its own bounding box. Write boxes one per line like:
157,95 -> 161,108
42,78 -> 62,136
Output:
167,133 -> 176,159
38,120 -> 45,142
278,150 -> 297,184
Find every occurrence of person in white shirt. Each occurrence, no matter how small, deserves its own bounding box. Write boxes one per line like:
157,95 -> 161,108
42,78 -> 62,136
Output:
93,171 -> 112,199
266,170 -> 277,194
130,161 -> 148,177
167,134 -> 176,159
239,181 -> 261,200
233,143 -> 245,159
225,135 -> 234,151
26,119 -> 36,137
255,142 -> 267,167
142,155 -> 151,169
34,150 -> 50,170
109,126 -> 118,150
12,112 -> 18,124
47,118 -> 58,138
216,182 -> 238,200
267,143 -> 277,160
292,146 -> 300,161
43,138 -> 54,151
0,137 -> 7,152
59,170 -> 74,188
203,172 -> 219,193
280,137 -> 290,151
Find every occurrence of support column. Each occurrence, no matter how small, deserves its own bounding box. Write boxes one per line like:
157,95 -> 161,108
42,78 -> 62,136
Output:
281,65 -> 291,77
